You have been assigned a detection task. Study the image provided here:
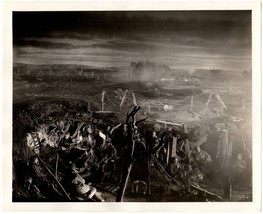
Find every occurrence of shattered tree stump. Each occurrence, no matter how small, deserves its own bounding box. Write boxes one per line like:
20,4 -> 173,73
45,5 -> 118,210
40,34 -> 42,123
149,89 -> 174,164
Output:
116,106 -> 140,202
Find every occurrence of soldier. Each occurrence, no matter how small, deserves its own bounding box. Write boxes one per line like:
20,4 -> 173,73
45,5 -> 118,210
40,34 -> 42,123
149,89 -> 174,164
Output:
59,132 -> 73,149
27,156 -> 63,198
39,139 -> 56,164
191,146 -> 212,164
166,157 -> 181,177
231,153 -> 247,186
69,163 -> 105,201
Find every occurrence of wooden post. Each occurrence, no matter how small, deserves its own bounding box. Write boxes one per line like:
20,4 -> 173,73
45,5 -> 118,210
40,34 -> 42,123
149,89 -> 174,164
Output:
218,130 -> 229,168
182,124 -> 190,157
215,94 -> 227,109
166,140 -> 170,164
120,89 -> 128,110
241,99 -> 246,111
148,104 -> 151,113
38,157 -> 71,200
190,95 -> 194,112
146,138 -> 151,197
55,154 -> 59,178
205,92 -> 212,113
87,102 -> 91,113
37,70 -> 42,77
132,92 -> 137,106
170,137 -> 177,158
101,91 -> 106,111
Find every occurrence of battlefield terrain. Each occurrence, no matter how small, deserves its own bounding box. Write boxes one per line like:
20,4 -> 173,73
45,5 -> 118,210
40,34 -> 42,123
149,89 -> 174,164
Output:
12,62 -> 252,202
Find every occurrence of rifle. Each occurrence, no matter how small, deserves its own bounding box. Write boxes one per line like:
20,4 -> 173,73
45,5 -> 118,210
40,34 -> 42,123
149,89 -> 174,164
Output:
189,185 -> 223,201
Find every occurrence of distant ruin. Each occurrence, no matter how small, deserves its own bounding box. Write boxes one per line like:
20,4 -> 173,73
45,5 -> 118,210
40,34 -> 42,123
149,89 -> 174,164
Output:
128,60 -> 171,81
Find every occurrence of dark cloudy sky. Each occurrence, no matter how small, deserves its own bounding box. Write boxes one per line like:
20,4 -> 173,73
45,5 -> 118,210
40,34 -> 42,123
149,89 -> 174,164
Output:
13,11 -> 251,71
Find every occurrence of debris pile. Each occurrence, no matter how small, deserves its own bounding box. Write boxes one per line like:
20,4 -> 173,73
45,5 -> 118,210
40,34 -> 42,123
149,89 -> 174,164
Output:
13,101 -> 252,202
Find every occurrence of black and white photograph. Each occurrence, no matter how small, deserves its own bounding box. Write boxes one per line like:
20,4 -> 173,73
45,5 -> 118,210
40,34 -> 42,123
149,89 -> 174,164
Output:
2,1 -> 261,211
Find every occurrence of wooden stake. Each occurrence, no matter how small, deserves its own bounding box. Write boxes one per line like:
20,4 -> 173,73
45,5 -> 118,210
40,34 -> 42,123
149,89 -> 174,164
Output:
120,89 -> 128,109
132,92 -> 137,106
38,156 -> 71,200
37,70 -> 42,77
166,139 -> 170,164
144,137 -> 151,197
215,94 -> 227,109
101,91 -> 106,111
182,124 -> 190,157
190,95 -> 194,112
55,154 -> 59,178
241,99 -> 246,111
205,92 -> 212,113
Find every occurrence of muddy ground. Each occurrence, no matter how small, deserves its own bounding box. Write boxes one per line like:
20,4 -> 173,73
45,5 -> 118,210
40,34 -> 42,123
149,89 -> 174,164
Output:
12,64 -> 252,202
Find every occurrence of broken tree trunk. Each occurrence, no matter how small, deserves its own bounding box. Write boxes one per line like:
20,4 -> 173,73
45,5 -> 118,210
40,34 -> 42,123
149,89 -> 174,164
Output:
116,106 -> 141,202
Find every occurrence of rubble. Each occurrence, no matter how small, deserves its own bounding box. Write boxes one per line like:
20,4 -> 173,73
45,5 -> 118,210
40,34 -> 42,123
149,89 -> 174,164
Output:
13,100 -> 252,202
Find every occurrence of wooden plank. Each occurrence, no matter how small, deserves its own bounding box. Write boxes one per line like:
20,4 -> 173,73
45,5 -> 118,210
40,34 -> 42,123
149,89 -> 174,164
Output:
154,119 -> 182,127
